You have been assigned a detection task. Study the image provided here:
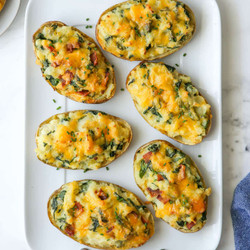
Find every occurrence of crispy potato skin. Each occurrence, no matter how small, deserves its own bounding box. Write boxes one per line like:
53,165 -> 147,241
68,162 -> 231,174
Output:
33,21 -> 116,104
126,61 -> 212,145
48,180 -> 154,249
96,1 -> 196,61
36,110 -> 132,170
134,140 -> 210,233
0,0 -> 6,12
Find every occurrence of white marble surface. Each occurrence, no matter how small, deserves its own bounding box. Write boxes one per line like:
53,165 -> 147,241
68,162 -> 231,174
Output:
0,0 -> 249,249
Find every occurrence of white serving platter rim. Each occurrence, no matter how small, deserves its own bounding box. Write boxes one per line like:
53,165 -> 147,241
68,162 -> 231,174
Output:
24,0 -> 222,249
0,0 -> 20,36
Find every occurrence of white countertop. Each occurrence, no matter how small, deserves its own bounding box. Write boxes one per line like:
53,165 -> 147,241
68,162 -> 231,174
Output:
0,0 -> 249,249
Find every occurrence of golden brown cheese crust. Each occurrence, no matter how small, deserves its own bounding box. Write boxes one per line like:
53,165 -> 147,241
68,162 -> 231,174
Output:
0,0 -> 6,12
96,0 -> 195,61
33,21 -> 115,104
36,110 -> 132,171
127,62 -> 212,145
48,180 -> 154,249
134,140 -> 211,233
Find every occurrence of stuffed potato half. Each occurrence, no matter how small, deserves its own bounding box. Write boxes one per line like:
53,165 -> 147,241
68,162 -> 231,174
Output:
36,110 -> 132,171
133,140 -> 211,233
127,62 -> 212,145
48,180 -> 154,249
33,21 -> 115,104
96,0 -> 195,61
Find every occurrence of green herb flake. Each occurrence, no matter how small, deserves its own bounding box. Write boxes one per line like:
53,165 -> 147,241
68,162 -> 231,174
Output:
52,99 -> 56,103
198,155 -> 202,158
106,167 -> 109,171
183,53 -> 187,57
120,88 -> 125,91
56,106 -> 61,110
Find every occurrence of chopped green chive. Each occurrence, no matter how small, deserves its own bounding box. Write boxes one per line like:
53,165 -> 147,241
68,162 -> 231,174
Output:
175,64 -> 179,67
198,155 -> 202,158
86,18 -> 90,21
106,167 -> 109,171
52,99 -> 56,103
183,53 -> 187,57
57,106 -> 61,110
120,88 -> 125,91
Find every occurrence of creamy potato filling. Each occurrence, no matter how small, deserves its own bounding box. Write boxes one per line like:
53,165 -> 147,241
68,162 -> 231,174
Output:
36,111 -> 131,170
97,0 -> 195,60
134,141 -> 211,232
34,23 -> 115,103
127,62 -> 211,145
49,180 -> 154,249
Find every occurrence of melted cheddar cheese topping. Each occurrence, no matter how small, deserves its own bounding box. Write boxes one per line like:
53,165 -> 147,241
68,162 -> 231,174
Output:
96,0 -> 195,60
34,22 -> 115,103
134,141 -> 211,232
36,110 -> 131,171
48,180 -> 154,249
127,62 -> 211,145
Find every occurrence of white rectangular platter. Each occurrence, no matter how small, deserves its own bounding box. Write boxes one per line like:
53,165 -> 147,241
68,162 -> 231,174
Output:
24,0 -> 222,249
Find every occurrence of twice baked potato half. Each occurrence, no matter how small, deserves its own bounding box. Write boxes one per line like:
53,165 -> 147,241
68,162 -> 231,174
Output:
36,110 -> 132,171
48,180 -> 154,249
134,140 -> 211,233
96,0 -> 195,61
0,0 -> 6,12
33,21 -> 115,104
127,62 -> 212,145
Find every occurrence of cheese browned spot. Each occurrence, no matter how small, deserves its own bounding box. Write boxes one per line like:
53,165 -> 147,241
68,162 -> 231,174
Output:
48,180 -> 154,249
96,0 -> 195,60
127,62 -> 212,145
33,22 -> 115,103
134,140 -> 211,233
36,110 -> 132,171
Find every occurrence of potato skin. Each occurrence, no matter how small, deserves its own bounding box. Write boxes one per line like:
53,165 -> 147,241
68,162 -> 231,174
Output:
96,0 -> 196,61
126,61 -> 212,145
133,140 -> 211,233
48,180 -> 155,249
33,21 -> 116,104
36,110 -> 132,171
0,0 -> 6,12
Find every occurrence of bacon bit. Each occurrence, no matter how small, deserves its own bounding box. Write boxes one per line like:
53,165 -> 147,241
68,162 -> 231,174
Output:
90,52 -> 98,66
106,226 -> 114,233
77,90 -> 89,96
143,151 -> 152,163
48,45 -> 56,52
146,4 -> 154,13
97,189 -> 108,200
102,71 -> 110,87
65,70 -> 74,81
186,221 -> 196,230
66,42 -> 80,52
128,211 -> 139,218
157,174 -> 164,181
141,216 -> 148,224
51,61 -> 59,68
147,187 -> 161,197
59,75 -> 66,87
157,194 -> 170,204
65,224 -> 75,237
74,201 -> 83,211
66,43 -> 74,52
178,164 -> 186,181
